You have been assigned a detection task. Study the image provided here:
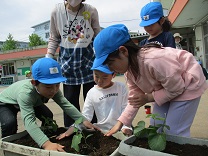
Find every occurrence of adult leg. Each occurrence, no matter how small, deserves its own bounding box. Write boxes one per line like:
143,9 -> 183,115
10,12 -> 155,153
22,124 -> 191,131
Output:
63,84 -> 81,127
34,104 -> 53,126
165,97 -> 200,137
83,82 -> 97,123
0,105 -> 18,137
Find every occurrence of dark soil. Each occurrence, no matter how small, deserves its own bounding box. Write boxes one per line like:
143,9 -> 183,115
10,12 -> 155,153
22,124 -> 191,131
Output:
130,137 -> 208,156
11,127 -> 120,156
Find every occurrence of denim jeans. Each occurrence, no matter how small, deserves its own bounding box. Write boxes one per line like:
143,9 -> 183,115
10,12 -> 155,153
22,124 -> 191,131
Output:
0,103 -> 53,138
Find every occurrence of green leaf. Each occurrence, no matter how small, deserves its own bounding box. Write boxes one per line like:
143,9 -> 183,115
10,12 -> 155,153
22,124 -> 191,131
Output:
146,113 -> 161,120
74,128 -> 78,133
155,117 -> 165,121
71,133 -> 83,152
146,114 -> 153,118
134,121 -> 145,136
148,133 -> 166,151
147,128 -> 157,135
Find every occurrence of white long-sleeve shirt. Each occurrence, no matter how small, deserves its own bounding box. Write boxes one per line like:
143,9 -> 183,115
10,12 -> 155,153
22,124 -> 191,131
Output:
82,81 -> 131,131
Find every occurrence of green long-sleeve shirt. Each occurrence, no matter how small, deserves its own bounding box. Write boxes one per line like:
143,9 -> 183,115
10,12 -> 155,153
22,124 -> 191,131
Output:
0,79 -> 85,147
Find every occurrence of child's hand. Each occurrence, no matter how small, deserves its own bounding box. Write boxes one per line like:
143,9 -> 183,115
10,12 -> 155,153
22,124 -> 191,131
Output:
56,127 -> 74,140
42,140 -> 65,152
104,121 -> 123,136
128,94 -> 153,108
83,120 -> 101,131
122,128 -> 133,137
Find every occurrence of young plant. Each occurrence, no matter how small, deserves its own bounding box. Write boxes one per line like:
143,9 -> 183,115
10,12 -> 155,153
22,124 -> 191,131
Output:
133,113 -> 170,151
71,117 -> 93,152
41,116 -> 58,134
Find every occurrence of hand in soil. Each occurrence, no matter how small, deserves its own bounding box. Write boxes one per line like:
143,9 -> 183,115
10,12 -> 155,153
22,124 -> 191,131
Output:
42,140 -> 65,152
83,120 -> 101,131
105,121 -> 123,136
56,126 -> 75,140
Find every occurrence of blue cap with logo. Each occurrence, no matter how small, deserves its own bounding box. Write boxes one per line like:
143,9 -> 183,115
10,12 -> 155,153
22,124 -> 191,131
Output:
139,2 -> 163,27
32,58 -> 66,84
92,24 -> 130,68
91,65 -> 113,74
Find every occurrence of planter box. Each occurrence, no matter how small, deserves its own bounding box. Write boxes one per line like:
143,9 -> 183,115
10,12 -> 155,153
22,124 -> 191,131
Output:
118,135 -> 208,156
0,130 -> 126,156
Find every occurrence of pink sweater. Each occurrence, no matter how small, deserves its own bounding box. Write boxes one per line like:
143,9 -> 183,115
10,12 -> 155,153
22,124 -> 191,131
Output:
118,47 -> 208,126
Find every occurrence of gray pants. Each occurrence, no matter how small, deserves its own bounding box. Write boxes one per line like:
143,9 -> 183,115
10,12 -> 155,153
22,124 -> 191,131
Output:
150,97 -> 201,137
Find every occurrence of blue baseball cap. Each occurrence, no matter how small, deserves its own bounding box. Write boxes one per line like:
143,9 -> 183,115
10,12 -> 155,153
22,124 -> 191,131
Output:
139,2 -> 163,27
32,58 -> 66,84
91,65 -> 113,74
92,24 -> 130,68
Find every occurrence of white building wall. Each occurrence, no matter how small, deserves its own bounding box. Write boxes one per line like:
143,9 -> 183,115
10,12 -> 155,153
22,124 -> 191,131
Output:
32,21 -> 50,42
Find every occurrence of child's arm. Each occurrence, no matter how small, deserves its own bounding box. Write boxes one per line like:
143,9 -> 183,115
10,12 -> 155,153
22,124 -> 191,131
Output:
56,126 -> 75,140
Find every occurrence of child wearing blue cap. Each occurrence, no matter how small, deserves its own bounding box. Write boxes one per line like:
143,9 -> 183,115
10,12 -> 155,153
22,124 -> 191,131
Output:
56,65 -> 132,140
0,58 -> 97,152
91,24 -> 208,138
139,2 -> 175,48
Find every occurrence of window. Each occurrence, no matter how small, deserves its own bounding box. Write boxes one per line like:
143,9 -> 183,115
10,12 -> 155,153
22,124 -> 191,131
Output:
44,24 -> 49,30
45,32 -> 50,39
2,63 -> 15,76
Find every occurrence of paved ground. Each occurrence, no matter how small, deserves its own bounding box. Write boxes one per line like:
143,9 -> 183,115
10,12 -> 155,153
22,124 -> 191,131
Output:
1,75 -> 208,139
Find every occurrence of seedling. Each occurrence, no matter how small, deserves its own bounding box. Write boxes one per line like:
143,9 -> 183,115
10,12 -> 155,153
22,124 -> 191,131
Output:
41,116 -> 58,134
133,113 -> 170,151
71,117 -> 94,152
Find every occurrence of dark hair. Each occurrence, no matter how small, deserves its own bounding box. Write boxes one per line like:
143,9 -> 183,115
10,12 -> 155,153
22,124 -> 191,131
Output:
104,40 -> 162,79
35,80 -> 40,86
157,16 -> 172,32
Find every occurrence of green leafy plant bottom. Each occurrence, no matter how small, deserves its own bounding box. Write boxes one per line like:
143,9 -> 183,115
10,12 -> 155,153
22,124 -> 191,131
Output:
133,113 -> 170,151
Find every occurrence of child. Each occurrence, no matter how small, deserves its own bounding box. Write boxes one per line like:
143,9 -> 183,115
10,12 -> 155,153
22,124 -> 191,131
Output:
91,24 -> 208,137
25,70 -> 32,79
198,61 -> 208,80
56,65 -> 132,140
46,0 -> 100,127
174,33 -> 183,49
0,58 -> 97,152
139,2 -> 175,48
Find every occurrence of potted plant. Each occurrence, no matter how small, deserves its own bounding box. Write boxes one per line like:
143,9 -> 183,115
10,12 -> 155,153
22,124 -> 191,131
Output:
118,114 -> 208,156
0,118 -> 126,156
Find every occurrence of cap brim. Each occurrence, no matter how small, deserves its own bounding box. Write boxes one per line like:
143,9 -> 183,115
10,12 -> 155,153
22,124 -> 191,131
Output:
91,66 -> 113,74
38,77 -> 67,84
139,18 -> 160,27
92,54 -> 109,68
